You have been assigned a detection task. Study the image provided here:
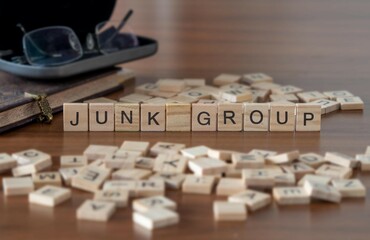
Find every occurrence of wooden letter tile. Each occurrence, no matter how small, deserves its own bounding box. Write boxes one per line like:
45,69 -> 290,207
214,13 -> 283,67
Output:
231,153 -> 265,169
337,96 -> 364,110
356,154 -> 370,171
208,149 -> 234,161
310,99 -> 340,114
133,195 -> 177,213
298,153 -> 326,168
249,149 -> 277,158
304,180 -> 341,203
273,172 -> 296,186
154,153 -> 188,173
269,103 -> 296,132
112,169 -> 152,180
63,103 -> 89,131
297,174 -> 331,186
89,103 -> 115,131
188,157 -> 227,176
297,91 -> 328,102
182,175 -> 216,194
83,145 -> 118,162
295,104 -> 321,131
135,83 -> 159,95
150,142 -> 186,156
71,166 -> 111,192
149,173 -> 186,190
32,171 -> 62,189
59,167 -> 83,186
141,103 -> 166,131
157,79 -> 186,92
103,180 -> 136,197
115,103 -> 140,131
242,169 -> 277,189
218,103 -> 243,131
323,90 -> 354,100
271,85 -> 303,95
133,208 -> 179,230
60,155 -> 87,168
166,103 -> 191,131
191,103 -> 217,131
315,164 -> 352,179
135,157 -> 156,170
180,145 -> 210,159
273,187 -> 310,205
282,162 -> 315,180
12,149 -> 52,177
331,179 -> 366,198
94,189 -> 129,207
266,150 -> 300,165
2,177 -> 34,196
221,89 -> 252,103
104,151 -> 138,169
243,73 -> 273,84
29,185 -> 71,207
228,189 -> 271,211
244,103 -> 269,131
0,153 -> 17,173
135,180 -> 165,197
213,74 -> 241,86
324,152 -> 357,168
77,200 -> 116,222
213,201 -> 247,221
120,141 -> 150,155
216,178 -> 246,196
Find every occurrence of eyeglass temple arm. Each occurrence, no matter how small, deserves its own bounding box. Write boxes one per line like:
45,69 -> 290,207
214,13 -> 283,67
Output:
16,24 -> 50,57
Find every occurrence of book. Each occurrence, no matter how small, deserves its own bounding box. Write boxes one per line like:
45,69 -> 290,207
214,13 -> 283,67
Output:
0,68 -> 135,133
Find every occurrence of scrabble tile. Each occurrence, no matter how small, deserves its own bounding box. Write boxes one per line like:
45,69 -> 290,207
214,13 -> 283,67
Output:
266,150 -> 300,165
71,166 -> 111,192
273,187 -> 310,205
2,177 -> 34,196
77,200 -> 116,222
297,91 -> 328,102
188,157 -> 227,175
112,169 -> 152,180
184,78 -> 206,87
119,93 -> 152,103
295,104 -> 321,131
271,85 -> 303,95
224,165 -> 242,178
12,149 -> 51,165
231,153 -> 265,169
242,169 -> 277,189
297,174 -> 331,186
88,159 -> 109,169
150,142 -> 186,156
32,171 -> 62,189
304,180 -> 341,203
180,145 -> 210,159
216,178 -> 246,196
115,103 -> 140,131
298,153 -> 326,168
89,103 -> 115,131
191,103 -> 218,131
141,103 -> 166,131
12,150 -> 52,177
220,83 -> 251,91
59,167 -> 83,186
120,141 -> 150,155
103,180 -> 136,197
251,89 -> 270,102
178,89 -> 211,101
331,179 -> 366,198
270,94 -> 299,103
149,173 -> 186,189
166,103 -> 191,131
84,97 -> 117,103
251,82 -> 281,90
217,103 -> 243,131
63,103 -> 89,131
154,153 -> 188,173
133,208 -> 179,230
273,172 -> 296,186
168,95 -> 199,103
310,99 -> 340,114
135,83 -> 159,95
104,151 -> 138,169
94,189 -> 129,207
135,180 -> 165,197
221,89 -> 253,103
207,149 -> 234,161
243,103 -> 270,131
282,162 -> 315,180
182,175 -> 216,194
243,73 -> 273,85
269,103 -> 296,131
213,201 -> 247,221
315,164 -> 352,179
133,195 -> 177,213
83,145 -> 118,162
213,74 -> 241,86
355,154 -> 370,171
157,79 -> 186,92
29,185 -> 71,207
228,189 -> 271,211
60,155 -> 87,168
148,90 -> 178,98
135,157 -> 156,170
323,90 -> 354,100
337,96 -> 364,110
249,149 -> 277,158
324,152 -> 357,168
0,153 -> 17,173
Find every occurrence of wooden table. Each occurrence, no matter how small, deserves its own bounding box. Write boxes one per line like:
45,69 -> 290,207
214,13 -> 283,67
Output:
1,0 -> 370,239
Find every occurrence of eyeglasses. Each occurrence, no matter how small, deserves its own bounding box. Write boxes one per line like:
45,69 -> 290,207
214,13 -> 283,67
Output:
16,9 -> 138,67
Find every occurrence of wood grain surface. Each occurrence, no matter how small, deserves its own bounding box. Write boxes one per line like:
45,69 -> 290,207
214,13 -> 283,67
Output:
1,0 -> 370,239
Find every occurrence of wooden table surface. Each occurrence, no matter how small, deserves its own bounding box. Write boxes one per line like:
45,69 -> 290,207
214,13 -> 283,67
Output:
2,0 -> 370,239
